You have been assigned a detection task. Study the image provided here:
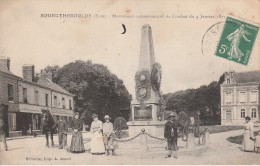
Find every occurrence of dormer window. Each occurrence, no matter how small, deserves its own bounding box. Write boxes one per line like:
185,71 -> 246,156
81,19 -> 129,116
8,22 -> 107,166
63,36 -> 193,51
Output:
227,78 -> 230,84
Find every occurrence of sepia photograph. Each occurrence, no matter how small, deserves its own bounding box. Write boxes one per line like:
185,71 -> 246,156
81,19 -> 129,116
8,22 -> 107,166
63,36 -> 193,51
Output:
0,0 -> 260,165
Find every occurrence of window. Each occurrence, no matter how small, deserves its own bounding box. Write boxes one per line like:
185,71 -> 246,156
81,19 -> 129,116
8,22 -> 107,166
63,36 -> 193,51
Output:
34,91 -> 39,105
227,78 -> 230,84
69,99 -> 72,110
23,88 -> 27,103
54,95 -> 57,107
45,94 -> 49,107
62,97 -> 65,109
251,108 -> 257,118
225,91 -> 232,104
7,84 -> 14,101
250,91 -> 257,103
241,109 -> 246,118
239,91 -> 246,103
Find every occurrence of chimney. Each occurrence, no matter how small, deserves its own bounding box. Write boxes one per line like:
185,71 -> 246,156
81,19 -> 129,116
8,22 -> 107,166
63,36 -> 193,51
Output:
0,56 -> 10,71
40,71 -> 53,82
22,65 -> 35,82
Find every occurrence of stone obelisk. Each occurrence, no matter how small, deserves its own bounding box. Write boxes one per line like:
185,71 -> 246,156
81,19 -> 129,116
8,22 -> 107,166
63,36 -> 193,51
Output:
127,24 -> 165,137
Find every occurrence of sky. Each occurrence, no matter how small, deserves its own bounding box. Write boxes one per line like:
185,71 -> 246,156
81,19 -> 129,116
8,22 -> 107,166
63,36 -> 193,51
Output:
0,0 -> 260,96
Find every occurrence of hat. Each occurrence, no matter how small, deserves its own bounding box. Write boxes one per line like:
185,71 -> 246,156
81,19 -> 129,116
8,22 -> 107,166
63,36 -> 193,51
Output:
74,112 -> 79,116
104,115 -> 111,119
168,112 -> 177,117
245,116 -> 251,120
92,114 -> 98,118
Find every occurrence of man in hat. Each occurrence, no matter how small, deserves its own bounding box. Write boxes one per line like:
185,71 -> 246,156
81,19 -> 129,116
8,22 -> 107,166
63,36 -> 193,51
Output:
103,115 -> 115,156
164,112 -> 180,159
53,117 -> 68,149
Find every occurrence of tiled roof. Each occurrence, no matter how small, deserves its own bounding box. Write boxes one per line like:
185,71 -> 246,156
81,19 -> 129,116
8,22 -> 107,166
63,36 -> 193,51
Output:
0,63 -> 18,77
234,70 -> 260,84
37,77 -> 72,96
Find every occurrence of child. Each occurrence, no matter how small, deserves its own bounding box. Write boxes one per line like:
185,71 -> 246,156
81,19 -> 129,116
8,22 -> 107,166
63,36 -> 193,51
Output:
103,115 -> 115,156
255,132 -> 260,153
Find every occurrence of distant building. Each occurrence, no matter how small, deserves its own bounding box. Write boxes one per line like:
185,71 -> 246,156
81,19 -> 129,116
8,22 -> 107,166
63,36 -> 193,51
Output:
220,70 -> 260,125
0,57 -> 74,137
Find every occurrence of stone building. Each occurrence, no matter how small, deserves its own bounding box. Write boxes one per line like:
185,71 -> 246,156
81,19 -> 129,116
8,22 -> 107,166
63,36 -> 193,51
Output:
0,57 -> 20,136
0,57 -> 74,136
220,70 -> 260,125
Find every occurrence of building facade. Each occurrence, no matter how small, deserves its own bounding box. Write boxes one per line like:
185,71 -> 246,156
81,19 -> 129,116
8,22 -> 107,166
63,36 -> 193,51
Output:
0,57 -> 20,136
220,71 -> 260,125
0,57 -> 74,136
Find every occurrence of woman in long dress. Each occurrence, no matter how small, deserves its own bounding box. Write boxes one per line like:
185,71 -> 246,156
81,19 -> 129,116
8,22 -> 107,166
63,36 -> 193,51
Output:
69,112 -> 85,153
242,116 -> 255,152
186,117 -> 196,149
90,114 -> 105,154
226,24 -> 251,61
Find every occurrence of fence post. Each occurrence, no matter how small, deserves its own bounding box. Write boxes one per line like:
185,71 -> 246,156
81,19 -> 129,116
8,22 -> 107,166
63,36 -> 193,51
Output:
203,130 -> 209,147
140,128 -> 148,151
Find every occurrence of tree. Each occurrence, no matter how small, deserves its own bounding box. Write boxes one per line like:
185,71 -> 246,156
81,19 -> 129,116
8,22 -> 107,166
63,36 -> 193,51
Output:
41,60 -> 131,125
163,75 -> 224,125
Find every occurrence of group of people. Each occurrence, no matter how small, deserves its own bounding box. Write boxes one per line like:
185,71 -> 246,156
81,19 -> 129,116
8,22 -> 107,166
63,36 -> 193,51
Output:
1,110 -> 260,157
163,112 -> 260,159
61,112 -> 115,156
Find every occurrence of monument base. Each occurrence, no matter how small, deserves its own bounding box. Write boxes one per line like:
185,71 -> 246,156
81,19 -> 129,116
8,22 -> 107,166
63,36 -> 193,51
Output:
127,120 -> 166,138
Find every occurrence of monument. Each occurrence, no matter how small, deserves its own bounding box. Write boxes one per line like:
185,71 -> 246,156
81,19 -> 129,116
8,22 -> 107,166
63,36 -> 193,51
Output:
127,24 -> 165,137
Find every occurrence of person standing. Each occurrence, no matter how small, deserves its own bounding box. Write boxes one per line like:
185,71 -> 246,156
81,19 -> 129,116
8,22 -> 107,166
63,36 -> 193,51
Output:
242,116 -> 255,152
54,117 -> 68,149
164,112 -> 179,159
254,132 -> 260,153
0,119 -> 8,151
103,115 -> 115,156
90,114 -> 105,155
186,116 -> 197,149
69,112 -> 85,153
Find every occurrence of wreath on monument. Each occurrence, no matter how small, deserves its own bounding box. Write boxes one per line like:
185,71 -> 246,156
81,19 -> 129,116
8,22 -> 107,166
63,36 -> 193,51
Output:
135,69 -> 151,104
151,63 -> 162,92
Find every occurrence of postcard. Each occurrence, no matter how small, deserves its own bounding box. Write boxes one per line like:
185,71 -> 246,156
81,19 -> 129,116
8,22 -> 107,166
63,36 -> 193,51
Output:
0,0 -> 259,165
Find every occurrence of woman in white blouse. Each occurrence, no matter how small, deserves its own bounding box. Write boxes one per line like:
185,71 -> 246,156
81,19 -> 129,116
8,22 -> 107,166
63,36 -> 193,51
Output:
242,116 -> 255,152
90,114 -> 105,154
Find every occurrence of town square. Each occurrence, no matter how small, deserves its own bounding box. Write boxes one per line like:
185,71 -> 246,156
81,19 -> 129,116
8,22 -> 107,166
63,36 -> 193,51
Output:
1,0 -> 260,165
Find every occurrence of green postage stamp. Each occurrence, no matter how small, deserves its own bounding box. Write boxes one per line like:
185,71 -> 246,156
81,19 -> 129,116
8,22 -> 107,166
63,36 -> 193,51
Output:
215,17 -> 259,65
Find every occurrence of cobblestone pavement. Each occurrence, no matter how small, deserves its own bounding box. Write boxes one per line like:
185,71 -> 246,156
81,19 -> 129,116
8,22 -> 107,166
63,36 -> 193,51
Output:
0,129 -> 260,165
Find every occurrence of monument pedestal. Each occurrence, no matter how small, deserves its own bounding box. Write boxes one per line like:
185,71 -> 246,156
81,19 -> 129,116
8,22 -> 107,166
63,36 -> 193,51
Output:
127,99 -> 165,137
127,120 -> 166,137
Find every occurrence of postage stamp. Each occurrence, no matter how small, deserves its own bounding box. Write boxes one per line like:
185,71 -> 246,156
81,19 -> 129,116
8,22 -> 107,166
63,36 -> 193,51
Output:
215,17 -> 259,65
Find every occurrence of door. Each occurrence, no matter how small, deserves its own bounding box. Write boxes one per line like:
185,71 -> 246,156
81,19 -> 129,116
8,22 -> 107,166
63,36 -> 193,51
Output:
226,110 -> 232,123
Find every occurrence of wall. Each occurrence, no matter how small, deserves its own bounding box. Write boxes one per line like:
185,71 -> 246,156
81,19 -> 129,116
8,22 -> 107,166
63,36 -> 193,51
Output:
221,84 -> 260,125
18,79 -> 74,116
0,72 -> 19,112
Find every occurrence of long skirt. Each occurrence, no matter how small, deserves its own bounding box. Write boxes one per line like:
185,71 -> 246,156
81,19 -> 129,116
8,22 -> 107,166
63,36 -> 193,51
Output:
70,131 -> 85,153
167,137 -> 178,151
186,133 -> 195,149
90,132 -> 105,154
242,130 -> 255,152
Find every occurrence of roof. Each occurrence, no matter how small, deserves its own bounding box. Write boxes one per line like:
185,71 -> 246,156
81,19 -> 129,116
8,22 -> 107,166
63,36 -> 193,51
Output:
234,70 -> 260,84
0,63 -> 19,77
37,77 -> 72,96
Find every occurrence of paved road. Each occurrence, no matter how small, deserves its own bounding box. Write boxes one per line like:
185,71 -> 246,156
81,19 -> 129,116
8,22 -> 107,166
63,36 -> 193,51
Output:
0,129 -> 259,165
